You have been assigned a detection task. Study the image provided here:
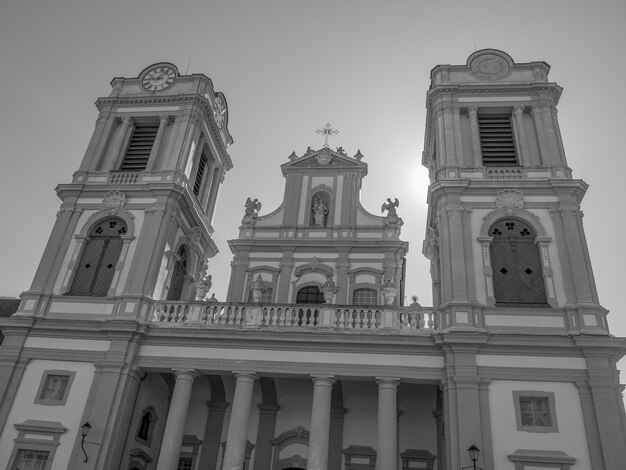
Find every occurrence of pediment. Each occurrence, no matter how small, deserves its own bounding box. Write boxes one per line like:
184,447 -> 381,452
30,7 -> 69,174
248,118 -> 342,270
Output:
281,147 -> 367,172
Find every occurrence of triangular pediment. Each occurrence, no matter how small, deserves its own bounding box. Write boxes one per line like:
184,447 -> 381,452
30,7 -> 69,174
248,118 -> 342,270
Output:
281,147 -> 367,173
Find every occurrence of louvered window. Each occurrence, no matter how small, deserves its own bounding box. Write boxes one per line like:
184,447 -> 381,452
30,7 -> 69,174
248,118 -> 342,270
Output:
489,219 -> 547,306
120,123 -> 159,171
478,115 -> 518,166
353,288 -> 378,306
193,152 -> 208,196
167,246 -> 187,301
69,218 -> 127,296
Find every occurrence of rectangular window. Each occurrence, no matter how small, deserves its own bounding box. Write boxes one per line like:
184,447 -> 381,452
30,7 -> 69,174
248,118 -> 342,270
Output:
478,115 -> 517,166
35,370 -> 75,406
513,390 -> 558,432
193,151 -> 208,196
177,456 -> 194,470
352,288 -> 378,306
8,420 -> 66,470
12,449 -> 49,470
120,122 -> 159,171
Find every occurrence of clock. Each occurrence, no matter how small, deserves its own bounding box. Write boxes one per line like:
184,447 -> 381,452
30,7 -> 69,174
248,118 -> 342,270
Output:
141,65 -> 177,92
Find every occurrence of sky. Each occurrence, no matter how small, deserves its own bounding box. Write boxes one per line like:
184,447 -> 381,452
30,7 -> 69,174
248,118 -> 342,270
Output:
0,1 -> 625,370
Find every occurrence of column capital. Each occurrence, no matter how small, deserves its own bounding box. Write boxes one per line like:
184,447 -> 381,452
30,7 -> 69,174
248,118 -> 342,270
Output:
311,375 -> 335,387
513,105 -> 525,115
375,377 -> 400,389
233,371 -> 258,384
467,106 -> 478,116
173,369 -> 198,382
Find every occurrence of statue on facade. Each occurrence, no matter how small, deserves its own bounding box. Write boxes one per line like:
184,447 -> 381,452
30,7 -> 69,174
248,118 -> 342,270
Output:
250,274 -> 267,303
381,198 -> 403,227
322,273 -> 340,304
381,277 -> 398,305
242,197 -> 262,225
194,258 -> 213,301
312,198 -> 328,227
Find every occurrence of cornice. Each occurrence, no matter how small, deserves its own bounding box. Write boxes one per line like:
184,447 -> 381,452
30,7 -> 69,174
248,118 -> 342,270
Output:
426,82 -> 563,108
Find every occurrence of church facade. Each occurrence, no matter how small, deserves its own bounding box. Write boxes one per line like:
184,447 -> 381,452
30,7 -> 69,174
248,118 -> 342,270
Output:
0,51 -> 625,470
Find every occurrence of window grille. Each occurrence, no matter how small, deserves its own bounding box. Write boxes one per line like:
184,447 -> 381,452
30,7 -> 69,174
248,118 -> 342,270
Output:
120,122 -> 159,171
353,288 -> 378,306
519,397 -> 552,427
296,286 -> 324,304
39,375 -> 69,401
478,115 -> 517,166
69,218 -> 127,296
12,449 -> 49,470
177,457 -> 193,470
193,152 -> 208,196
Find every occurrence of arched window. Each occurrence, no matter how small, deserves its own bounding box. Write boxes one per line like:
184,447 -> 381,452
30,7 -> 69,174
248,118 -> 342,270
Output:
167,246 -> 187,301
296,286 -> 324,304
489,219 -> 547,306
135,407 -> 157,445
69,218 -> 127,296
352,288 -> 378,306
310,191 -> 330,227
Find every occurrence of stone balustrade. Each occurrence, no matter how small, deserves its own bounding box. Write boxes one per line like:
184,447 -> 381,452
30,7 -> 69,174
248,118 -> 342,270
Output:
150,301 -> 439,334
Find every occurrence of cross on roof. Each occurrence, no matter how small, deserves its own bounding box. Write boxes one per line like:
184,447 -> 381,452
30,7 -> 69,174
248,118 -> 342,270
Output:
316,123 -> 339,148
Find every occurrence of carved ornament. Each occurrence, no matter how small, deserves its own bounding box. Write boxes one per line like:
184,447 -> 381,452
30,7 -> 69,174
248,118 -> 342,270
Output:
495,189 -> 524,211
103,191 -> 126,210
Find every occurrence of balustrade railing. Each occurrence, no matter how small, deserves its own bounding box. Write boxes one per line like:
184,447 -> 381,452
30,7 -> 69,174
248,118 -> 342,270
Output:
109,172 -> 139,184
151,301 -> 440,334
486,167 -> 523,180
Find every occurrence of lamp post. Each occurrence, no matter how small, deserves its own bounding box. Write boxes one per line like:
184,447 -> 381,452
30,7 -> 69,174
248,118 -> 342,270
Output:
462,445 -> 481,470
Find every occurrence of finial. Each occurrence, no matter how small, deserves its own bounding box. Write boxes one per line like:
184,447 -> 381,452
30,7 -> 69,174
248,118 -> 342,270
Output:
288,151 -> 298,161
354,149 -> 364,161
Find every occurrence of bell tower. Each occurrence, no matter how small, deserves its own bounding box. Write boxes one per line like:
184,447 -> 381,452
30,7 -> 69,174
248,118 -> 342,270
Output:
422,49 -> 605,333
19,62 -> 233,319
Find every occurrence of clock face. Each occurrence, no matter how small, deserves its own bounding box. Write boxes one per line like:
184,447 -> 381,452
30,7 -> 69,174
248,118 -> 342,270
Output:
142,66 -> 176,92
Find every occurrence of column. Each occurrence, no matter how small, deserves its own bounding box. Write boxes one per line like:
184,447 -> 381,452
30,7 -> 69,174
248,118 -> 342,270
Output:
375,378 -> 399,470
112,116 -> 133,167
575,382 -> 605,470
198,400 -> 229,470
84,115 -> 115,171
308,376 -> 335,470
531,106 -> 549,165
277,250 -> 295,303
541,104 -> 561,165
200,161 -> 218,209
452,107 -> 464,165
156,369 -> 197,470
223,372 -> 258,470
468,107 -> 482,167
146,115 -> 171,170
206,168 -> 223,223
512,106 -> 531,165
252,403 -> 280,470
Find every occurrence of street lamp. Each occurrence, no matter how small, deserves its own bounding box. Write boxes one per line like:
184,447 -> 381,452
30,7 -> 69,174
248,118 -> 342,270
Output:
80,422 -> 92,462
467,445 -> 481,470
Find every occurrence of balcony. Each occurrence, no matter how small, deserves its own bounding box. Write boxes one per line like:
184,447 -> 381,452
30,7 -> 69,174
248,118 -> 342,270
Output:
150,301 -> 440,334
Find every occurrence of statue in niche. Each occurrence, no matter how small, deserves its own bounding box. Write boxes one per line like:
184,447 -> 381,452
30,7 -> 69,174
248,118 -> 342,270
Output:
312,197 -> 328,227
242,197 -> 261,225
